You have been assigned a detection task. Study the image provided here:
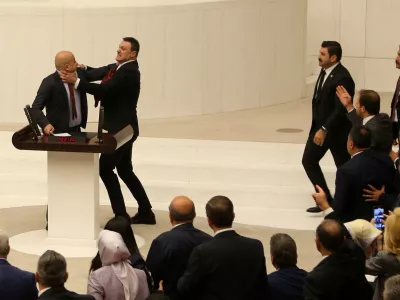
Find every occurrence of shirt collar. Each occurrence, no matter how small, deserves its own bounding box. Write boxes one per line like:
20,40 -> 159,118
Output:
214,228 -> 234,236
363,115 -> 375,125
116,60 -> 135,70
324,62 -> 339,77
38,287 -> 51,297
351,151 -> 363,159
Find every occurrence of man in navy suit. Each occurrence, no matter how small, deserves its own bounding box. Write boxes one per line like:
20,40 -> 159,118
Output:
146,196 -> 212,300
0,234 -> 38,300
268,233 -> 307,300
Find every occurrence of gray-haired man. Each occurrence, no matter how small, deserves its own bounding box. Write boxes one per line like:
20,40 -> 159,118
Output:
36,250 -> 94,299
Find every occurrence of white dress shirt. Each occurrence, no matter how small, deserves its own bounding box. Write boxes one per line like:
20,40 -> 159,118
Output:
363,115 -> 375,125
57,71 -> 82,127
38,287 -> 51,297
317,62 -> 340,88
214,228 -> 234,236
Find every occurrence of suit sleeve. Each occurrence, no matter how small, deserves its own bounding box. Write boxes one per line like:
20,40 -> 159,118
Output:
346,109 -> 362,126
331,167 -> 351,220
177,246 -> 205,296
27,273 -> 38,300
87,272 -> 104,300
83,64 -> 115,82
303,273 -> 323,300
145,238 -> 166,289
31,79 -> 52,129
323,76 -> 355,131
77,68 -> 137,103
255,242 -> 268,298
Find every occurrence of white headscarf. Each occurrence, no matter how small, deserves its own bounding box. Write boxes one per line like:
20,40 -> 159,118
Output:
344,219 -> 382,252
97,230 -> 139,300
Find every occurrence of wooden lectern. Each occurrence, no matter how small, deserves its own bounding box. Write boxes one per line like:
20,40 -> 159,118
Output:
12,123 -> 134,249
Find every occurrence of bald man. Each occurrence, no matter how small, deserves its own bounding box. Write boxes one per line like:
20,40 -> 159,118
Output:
31,51 -> 89,134
146,196 -> 212,300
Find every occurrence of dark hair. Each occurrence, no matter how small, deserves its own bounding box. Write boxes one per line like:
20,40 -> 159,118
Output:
89,216 -> 141,273
206,196 -> 234,228
321,41 -> 342,62
359,90 -> 380,115
270,233 -> 298,268
169,203 -> 195,222
349,125 -> 371,149
123,37 -> 140,55
37,250 -> 67,287
316,219 -> 346,252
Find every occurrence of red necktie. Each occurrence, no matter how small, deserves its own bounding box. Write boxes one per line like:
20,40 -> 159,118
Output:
94,66 -> 117,107
67,84 -> 78,120
392,76 -> 400,120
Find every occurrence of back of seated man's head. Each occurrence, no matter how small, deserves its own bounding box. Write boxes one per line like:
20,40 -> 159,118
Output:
270,233 -> 298,270
0,234 -> 10,259
36,250 -> 68,289
168,196 -> 196,226
358,89 -> 380,116
347,125 -> 371,155
206,196 -> 235,232
316,219 -> 346,255
384,275 -> 400,300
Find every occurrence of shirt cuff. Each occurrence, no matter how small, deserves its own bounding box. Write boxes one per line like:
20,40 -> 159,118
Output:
74,78 -> 80,89
323,207 -> 334,217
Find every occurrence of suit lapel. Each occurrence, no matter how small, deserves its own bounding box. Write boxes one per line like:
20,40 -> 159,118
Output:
53,72 -> 69,105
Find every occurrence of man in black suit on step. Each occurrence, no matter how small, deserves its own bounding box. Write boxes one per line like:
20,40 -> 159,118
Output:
303,41 -> 355,213
177,196 -> 267,300
146,196 -> 212,300
31,51 -> 88,134
61,37 -> 155,224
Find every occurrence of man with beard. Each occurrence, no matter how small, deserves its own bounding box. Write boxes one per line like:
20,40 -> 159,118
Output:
302,41 -> 355,213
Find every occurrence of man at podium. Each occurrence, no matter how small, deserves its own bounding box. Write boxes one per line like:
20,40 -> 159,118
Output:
60,37 -> 156,225
31,51 -> 89,135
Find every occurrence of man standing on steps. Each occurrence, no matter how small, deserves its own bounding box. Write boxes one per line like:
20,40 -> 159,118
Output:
390,45 -> 400,145
60,37 -> 155,225
302,41 -> 355,213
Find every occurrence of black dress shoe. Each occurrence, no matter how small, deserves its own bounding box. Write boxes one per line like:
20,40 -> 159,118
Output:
306,206 -> 322,213
131,212 -> 156,225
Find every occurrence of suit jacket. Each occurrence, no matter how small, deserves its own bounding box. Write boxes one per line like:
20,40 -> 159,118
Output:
31,69 -> 88,133
78,61 -> 140,135
177,230 -> 267,300
146,223 -> 212,300
311,63 -> 355,137
390,76 -> 400,121
346,110 -> 393,153
326,149 -> 396,223
267,266 -> 308,300
39,286 -> 95,300
0,259 -> 38,300
304,241 -> 373,300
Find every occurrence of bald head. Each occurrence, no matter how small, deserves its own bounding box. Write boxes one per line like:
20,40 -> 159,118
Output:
316,219 -> 345,253
169,196 -> 196,224
55,51 -> 77,72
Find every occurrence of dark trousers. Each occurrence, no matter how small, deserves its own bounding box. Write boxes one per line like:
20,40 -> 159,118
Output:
302,132 -> 350,201
100,137 -> 152,216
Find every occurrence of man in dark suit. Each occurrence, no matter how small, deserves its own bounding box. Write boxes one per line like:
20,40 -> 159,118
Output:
390,46 -> 400,145
303,41 -> 355,213
37,250 -> 94,300
60,37 -> 155,224
268,233 -> 307,300
312,125 -> 396,223
304,220 -> 373,300
146,196 -> 212,300
336,86 -> 392,153
0,234 -> 38,300
177,196 -> 267,300
31,51 -> 88,134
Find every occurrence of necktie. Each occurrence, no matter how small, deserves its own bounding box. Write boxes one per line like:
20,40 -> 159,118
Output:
67,84 -> 78,120
391,76 -> 400,120
94,66 -> 117,107
315,70 -> 326,99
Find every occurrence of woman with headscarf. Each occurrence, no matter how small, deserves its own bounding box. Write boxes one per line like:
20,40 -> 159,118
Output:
88,230 -> 150,300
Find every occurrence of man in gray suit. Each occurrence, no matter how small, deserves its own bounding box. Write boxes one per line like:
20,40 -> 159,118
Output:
336,86 -> 392,153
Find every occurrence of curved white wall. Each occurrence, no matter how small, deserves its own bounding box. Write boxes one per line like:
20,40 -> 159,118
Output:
307,0 -> 400,92
0,0 -> 306,123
